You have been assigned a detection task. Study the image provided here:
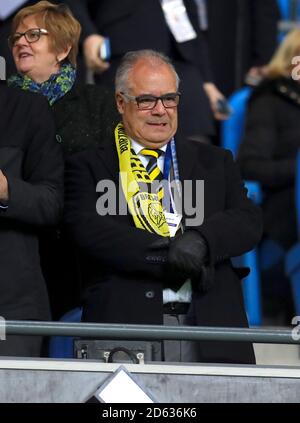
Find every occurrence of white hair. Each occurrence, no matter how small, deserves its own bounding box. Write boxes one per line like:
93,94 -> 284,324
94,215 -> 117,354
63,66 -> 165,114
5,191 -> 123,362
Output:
115,49 -> 180,93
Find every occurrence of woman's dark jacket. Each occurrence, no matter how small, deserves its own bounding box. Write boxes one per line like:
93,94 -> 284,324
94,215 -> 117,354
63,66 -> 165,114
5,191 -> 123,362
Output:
52,83 -> 119,156
238,77 -> 300,248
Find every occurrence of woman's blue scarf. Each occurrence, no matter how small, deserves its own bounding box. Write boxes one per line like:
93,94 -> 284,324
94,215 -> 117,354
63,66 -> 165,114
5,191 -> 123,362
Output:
8,62 -> 76,106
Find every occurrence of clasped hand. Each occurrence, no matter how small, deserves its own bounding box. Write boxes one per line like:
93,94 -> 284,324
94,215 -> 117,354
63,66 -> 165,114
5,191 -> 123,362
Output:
150,230 -> 208,277
0,170 -> 8,202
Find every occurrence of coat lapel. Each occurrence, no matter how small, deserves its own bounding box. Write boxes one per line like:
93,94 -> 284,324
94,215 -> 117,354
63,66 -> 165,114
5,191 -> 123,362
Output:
175,134 -> 200,182
174,135 -> 208,226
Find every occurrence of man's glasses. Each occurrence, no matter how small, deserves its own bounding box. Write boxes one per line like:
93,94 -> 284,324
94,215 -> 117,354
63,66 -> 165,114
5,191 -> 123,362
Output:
120,92 -> 181,110
8,28 -> 49,49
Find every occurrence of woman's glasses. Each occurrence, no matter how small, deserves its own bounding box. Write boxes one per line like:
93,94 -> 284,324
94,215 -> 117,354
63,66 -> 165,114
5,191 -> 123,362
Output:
8,28 -> 49,49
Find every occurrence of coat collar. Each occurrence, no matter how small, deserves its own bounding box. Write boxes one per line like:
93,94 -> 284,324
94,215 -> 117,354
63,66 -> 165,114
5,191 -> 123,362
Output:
174,134 -> 201,183
96,130 -> 202,184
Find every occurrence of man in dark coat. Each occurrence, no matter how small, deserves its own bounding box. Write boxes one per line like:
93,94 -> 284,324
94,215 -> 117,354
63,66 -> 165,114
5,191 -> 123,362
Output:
0,83 -> 64,356
207,0 -> 280,96
66,0 -> 227,141
64,50 -> 262,364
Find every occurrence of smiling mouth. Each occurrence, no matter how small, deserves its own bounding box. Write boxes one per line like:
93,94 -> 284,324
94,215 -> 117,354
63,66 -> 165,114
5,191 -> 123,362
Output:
147,123 -> 167,127
18,53 -> 33,59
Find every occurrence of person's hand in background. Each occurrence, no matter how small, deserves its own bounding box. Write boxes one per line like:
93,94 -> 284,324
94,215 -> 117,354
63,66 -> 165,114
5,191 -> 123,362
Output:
245,65 -> 269,86
83,34 -> 110,74
0,170 -> 8,202
203,82 -> 230,121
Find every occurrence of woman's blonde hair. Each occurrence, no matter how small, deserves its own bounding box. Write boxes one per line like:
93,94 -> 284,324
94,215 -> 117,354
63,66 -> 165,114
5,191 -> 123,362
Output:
268,28 -> 300,78
11,1 -> 81,67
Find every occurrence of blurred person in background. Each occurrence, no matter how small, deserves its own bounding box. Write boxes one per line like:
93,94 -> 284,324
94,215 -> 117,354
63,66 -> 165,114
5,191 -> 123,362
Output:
7,1 -> 119,319
66,0 -> 229,143
0,82 -> 63,356
238,29 -> 300,322
207,0 -> 280,96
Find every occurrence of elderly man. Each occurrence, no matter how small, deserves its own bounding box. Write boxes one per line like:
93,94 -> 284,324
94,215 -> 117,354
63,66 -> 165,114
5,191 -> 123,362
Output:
65,50 -> 262,364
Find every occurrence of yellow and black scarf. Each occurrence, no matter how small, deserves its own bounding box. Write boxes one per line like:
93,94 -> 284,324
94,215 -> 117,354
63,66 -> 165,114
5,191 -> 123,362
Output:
115,123 -> 170,237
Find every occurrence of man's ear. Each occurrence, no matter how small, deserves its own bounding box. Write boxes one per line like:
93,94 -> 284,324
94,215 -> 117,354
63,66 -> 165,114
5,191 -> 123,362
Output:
115,92 -> 125,114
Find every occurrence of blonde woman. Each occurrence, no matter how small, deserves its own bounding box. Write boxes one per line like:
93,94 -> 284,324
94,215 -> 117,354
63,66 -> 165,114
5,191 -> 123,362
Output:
238,29 -> 300,321
239,29 -> 300,250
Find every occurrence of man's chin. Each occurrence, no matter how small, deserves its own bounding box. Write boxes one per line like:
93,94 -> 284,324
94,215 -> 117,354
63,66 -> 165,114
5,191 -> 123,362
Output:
143,130 -> 175,144
140,138 -> 170,149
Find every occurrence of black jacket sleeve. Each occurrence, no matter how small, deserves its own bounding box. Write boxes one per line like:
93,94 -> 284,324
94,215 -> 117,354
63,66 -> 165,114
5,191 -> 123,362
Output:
238,94 -> 296,188
196,149 -> 263,264
250,0 -> 279,67
1,96 -> 64,227
195,30 -> 214,82
185,0 -> 213,82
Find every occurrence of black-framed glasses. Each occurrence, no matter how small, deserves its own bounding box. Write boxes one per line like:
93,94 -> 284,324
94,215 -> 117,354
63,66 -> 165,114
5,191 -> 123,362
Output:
8,28 -> 49,49
120,92 -> 181,110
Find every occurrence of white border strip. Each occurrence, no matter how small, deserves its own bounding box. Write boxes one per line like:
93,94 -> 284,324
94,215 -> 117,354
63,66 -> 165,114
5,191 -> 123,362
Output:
0,358 -> 300,379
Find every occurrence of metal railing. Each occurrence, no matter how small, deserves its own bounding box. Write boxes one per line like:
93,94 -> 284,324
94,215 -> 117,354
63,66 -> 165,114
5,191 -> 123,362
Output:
2,320 -> 300,345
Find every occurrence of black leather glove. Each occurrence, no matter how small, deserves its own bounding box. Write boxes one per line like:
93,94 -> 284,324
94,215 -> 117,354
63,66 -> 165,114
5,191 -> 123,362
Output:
148,236 -> 189,290
168,230 -> 208,277
149,231 -> 209,287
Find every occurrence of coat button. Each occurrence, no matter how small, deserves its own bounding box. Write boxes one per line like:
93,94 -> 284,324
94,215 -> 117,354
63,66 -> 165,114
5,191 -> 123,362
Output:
145,290 -> 155,299
56,134 -> 62,143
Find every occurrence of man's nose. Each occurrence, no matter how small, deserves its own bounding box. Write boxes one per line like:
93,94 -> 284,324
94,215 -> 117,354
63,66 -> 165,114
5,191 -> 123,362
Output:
151,98 -> 166,114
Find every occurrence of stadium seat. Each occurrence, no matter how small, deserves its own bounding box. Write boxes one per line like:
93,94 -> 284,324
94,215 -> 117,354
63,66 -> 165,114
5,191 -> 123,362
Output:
48,307 -> 82,359
277,0 -> 300,20
285,151 -> 300,314
221,87 -> 253,158
221,87 -> 262,326
221,87 -> 285,325
277,0 -> 300,41
277,0 -> 290,20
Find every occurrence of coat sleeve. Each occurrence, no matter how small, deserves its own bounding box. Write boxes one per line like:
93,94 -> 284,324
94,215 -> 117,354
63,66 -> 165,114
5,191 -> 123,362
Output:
250,0 -> 279,67
0,96 -> 64,227
238,93 -> 296,188
195,149 -> 263,264
195,30 -> 214,82
64,153 -> 166,277
185,0 -> 214,82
